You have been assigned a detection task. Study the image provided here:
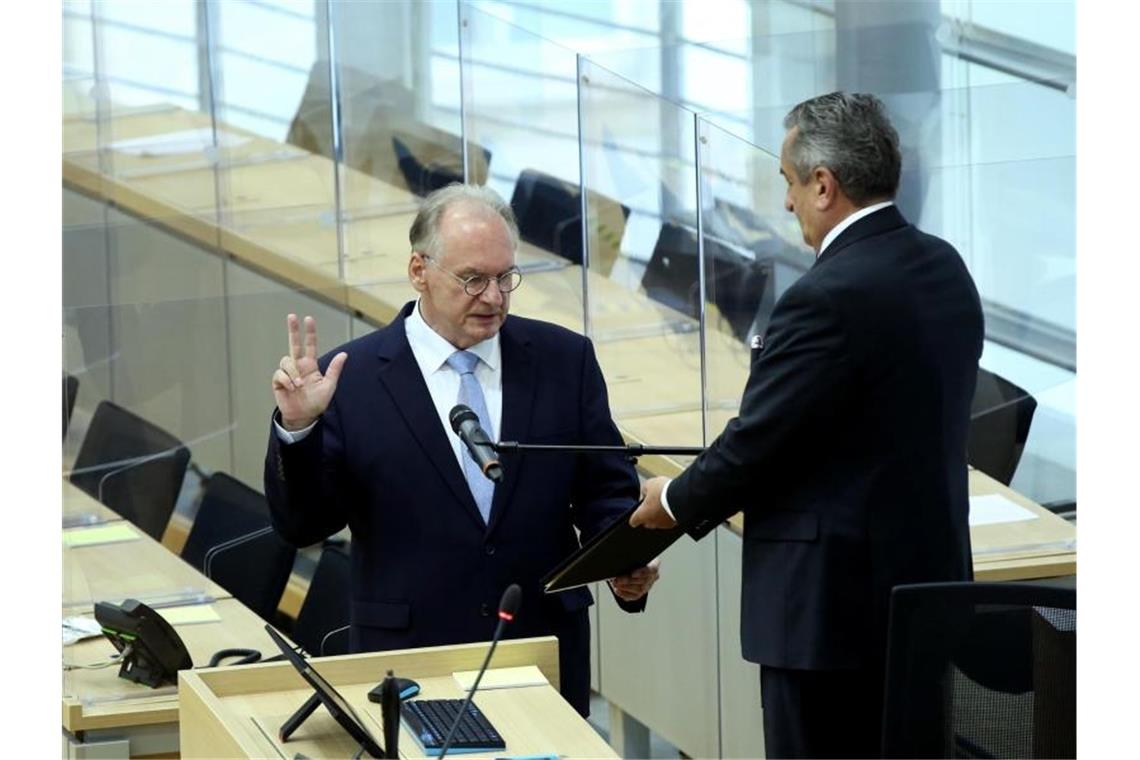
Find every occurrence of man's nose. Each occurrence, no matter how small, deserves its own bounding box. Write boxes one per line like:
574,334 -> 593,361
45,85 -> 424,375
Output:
784,196 -> 794,213
480,279 -> 505,305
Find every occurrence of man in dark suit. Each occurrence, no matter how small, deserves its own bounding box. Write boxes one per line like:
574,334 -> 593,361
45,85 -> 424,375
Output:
265,184 -> 658,717
631,92 -> 984,757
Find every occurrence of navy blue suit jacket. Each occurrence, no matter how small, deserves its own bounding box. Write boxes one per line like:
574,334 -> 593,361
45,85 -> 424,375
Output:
669,206 -> 984,671
265,302 -> 642,715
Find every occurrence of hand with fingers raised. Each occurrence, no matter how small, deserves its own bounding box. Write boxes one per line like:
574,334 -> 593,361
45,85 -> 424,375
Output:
271,314 -> 348,431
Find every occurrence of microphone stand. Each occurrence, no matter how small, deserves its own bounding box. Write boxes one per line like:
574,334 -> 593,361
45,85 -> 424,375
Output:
492,441 -> 704,465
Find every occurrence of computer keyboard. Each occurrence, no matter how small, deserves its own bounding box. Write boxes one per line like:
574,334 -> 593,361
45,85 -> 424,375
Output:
402,698 -> 506,753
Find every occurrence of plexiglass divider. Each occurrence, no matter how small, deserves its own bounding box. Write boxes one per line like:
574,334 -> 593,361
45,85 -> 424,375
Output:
577,57 -> 705,454
694,116 -> 814,442
457,3 -> 587,333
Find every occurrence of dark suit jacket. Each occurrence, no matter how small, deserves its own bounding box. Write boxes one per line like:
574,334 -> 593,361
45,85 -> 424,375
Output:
265,302 -> 641,714
668,206 -> 984,670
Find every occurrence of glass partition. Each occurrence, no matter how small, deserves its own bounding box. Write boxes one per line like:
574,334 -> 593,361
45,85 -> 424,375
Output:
329,0 -> 453,293
578,57 -> 704,452
459,2 -> 587,333
695,117 -> 813,440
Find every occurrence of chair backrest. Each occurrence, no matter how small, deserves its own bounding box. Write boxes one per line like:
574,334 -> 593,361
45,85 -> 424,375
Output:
292,545 -> 351,657
641,221 -> 771,343
882,582 -> 1076,759
509,168 -> 630,275
69,401 -> 190,541
391,128 -> 491,197
63,372 -> 79,439
285,60 -> 489,192
968,368 -> 1038,485
181,473 -> 297,623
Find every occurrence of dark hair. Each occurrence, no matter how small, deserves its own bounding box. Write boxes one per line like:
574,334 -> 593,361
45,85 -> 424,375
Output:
783,92 -> 902,204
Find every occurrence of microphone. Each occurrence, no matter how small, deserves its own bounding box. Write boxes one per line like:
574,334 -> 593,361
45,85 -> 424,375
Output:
436,584 -> 522,760
380,669 -> 400,758
448,404 -> 504,483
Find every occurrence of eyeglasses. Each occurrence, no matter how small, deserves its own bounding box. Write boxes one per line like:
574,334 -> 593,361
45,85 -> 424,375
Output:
421,254 -> 523,297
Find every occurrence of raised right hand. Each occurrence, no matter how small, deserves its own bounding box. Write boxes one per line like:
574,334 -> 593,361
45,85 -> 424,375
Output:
271,314 -> 348,431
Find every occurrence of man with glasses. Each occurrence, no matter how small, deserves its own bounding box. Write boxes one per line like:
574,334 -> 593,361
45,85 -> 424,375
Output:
264,183 -> 657,717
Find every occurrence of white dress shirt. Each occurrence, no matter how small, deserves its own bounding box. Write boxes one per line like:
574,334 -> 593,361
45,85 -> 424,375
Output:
816,200 -> 894,258
274,300 -> 503,475
659,201 -> 894,521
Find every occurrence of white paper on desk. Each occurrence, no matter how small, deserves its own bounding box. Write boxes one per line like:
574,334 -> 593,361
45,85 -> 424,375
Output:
968,494 -> 1039,527
109,127 -> 249,156
63,616 -> 103,646
452,665 -> 548,691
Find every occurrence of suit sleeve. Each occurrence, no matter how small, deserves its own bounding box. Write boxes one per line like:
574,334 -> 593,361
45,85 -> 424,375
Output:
569,337 -> 647,612
668,280 -> 854,539
263,355 -> 351,547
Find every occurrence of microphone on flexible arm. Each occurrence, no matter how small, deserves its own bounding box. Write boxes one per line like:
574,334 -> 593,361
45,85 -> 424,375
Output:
436,583 -> 522,760
448,404 -> 504,483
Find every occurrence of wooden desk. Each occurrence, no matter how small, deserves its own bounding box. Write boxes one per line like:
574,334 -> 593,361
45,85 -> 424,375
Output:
64,516 -> 228,611
63,598 -> 283,757
63,480 -> 121,527
720,468 -> 1075,581
179,636 -> 616,759
968,469 -> 1076,580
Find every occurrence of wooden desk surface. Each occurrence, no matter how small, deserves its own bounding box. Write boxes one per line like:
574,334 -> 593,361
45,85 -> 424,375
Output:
63,597 -> 283,734
721,468 -> 1075,581
62,480 -> 121,526
178,637 -> 617,759
63,509 -> 228,611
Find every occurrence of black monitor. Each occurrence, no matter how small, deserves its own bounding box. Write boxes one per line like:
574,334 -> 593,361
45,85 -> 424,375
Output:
510,169 -> 631,266
94,599 -> 193,688
641,221 -> 771,343
264,624 -> 385,758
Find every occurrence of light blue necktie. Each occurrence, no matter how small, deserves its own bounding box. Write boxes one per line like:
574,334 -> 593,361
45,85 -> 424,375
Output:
445,350 -> 495,523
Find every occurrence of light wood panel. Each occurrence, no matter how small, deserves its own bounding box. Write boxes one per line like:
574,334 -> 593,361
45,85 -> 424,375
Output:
179,637 -> 616,759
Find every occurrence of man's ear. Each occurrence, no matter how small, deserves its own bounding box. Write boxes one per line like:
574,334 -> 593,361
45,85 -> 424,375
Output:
813,166 -> 839,211
408,251 -> 427,292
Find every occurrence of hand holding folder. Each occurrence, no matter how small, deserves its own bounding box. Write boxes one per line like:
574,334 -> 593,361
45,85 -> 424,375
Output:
541,505 -> 684,593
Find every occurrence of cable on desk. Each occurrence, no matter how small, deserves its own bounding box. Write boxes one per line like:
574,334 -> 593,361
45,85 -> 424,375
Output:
63,645 -> 129,671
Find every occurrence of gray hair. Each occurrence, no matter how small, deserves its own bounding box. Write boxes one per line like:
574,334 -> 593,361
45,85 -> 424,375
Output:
783,92 -> 901,205
408,183 -> 519,260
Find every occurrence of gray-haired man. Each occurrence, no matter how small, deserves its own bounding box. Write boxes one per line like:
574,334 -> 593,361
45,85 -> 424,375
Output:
633,93 -> 984,757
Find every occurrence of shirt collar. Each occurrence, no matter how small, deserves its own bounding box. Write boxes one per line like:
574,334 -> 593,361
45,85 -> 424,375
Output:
405,299 -> 501,375
817,200 -> 894,258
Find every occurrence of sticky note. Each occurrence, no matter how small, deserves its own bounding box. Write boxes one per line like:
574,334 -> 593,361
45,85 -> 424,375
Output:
969,494 -> 1039,527
158,604 -> 222,625
453,665 -> 548,691
63,523 -> 141,547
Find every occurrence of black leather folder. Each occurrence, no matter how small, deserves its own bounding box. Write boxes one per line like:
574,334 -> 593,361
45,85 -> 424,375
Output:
541,505 -> 686,593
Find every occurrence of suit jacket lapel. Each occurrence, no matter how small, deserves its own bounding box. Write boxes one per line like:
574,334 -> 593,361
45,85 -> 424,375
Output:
815,204 -> 909,267
486,319 -> 535,536
375,307 -> 487,532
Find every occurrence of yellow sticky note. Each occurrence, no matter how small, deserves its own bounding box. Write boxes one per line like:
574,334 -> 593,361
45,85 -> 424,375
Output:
158,604 -> 222,625
63,523 -> 140,547
453,665 -> 548,691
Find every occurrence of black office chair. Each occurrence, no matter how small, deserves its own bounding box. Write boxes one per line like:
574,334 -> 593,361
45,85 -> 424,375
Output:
641,221 -> 771,343
392,131 -> 491,197
63,372 -> 79,439
69,401 -> 191,541
882,582 -> 1076,759
968,368 -> 1037,486
291,545 -> 351,657
509,168 -> 630,274
181,473 -> 297,623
